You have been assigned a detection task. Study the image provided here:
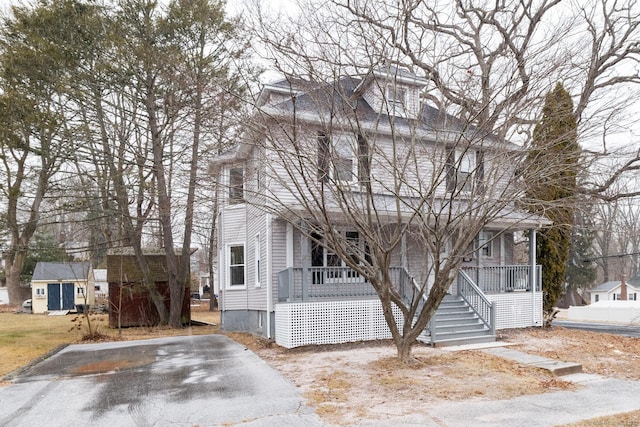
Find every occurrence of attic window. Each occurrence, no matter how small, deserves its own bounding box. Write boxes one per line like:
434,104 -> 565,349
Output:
386,85 -> 406,115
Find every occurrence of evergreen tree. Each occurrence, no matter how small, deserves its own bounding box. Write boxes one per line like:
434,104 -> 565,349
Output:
565,210 -> 597,290
525,82 -> 580,319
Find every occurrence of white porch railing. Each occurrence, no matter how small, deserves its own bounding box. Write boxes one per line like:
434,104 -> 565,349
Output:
461,265 -> 542,293
278,265 -> 542,302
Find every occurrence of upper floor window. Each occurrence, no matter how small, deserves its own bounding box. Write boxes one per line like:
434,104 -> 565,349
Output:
386,85 -> 406,116
318,132 -> 370,184
229,167 -> 244,204
446,149 -> 484,193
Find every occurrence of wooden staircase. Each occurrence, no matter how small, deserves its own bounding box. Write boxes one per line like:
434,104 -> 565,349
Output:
418,294 -> 495,347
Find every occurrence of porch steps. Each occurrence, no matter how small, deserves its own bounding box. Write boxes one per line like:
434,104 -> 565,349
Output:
421,295 -> 495,347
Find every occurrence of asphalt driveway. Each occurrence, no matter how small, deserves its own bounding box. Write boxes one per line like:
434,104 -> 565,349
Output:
0,334 -> 323,427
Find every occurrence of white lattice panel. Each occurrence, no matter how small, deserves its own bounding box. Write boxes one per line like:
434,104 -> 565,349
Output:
275,300 -> 403,348
489,292 -> 543,329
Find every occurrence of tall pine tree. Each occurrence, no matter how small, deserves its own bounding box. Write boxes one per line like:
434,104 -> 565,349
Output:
525,82 -> 580,320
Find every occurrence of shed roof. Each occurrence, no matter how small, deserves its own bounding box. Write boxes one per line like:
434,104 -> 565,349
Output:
32,262 -> 90,281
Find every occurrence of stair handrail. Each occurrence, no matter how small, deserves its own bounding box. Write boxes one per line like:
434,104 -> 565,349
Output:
399,267 -> 428,305
457,269 -> 495,335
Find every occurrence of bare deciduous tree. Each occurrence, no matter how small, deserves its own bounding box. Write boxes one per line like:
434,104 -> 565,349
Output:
241,0 -> 640,360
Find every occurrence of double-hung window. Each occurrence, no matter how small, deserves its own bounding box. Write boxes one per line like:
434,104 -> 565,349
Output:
229,167 -> 244,204
317,132 -> 370,184
446,149 -> 484,193
386,85 -> 406,116
228,244 -> 245,288
478,231 -> 493,258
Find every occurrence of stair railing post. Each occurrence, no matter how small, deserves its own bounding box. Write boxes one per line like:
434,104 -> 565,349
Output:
490,302 -> 496,336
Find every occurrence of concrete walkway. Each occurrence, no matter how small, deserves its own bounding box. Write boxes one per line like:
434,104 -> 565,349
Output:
359,344 -> 640,427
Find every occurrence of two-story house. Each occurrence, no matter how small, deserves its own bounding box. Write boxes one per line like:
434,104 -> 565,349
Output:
212,67 -> 549,348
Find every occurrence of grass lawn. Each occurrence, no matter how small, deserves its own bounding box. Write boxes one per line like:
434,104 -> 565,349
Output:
0,304 -> 220,379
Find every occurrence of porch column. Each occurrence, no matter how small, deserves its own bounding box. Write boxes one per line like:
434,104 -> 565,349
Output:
529,228 -> 537,325
499,233 -> 505,292
300,222 -> 309,301
401,233 -> 407,269
286,222 -> 295,301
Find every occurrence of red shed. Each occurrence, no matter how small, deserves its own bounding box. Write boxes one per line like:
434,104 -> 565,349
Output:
107,248 -> 191,327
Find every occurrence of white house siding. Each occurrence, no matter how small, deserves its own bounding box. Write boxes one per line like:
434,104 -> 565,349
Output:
270,218 -> 289,306
219,203 -> 248,312
246,203 -> 268,311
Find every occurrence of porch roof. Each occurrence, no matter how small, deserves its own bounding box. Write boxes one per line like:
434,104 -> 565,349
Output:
275,200 -> 550,230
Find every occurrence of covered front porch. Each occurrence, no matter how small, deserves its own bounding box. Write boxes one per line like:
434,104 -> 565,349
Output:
275,264 -> 543,348
273,224 -> 544,348
277,264 -> 542,303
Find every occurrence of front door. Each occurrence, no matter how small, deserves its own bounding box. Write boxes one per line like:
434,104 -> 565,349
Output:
310,231 -> 363,284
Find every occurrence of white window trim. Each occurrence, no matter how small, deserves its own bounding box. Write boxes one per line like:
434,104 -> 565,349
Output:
386,84 -> 407,117
228,166 -> 245,205
479,231 -> 494,258
332,133 -> 358,184
226,243 -> 247,290
255,234 -> 261,288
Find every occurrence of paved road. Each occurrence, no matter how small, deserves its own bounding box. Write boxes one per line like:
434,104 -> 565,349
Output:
0,335 -> 323,427
554,320 -> 640,337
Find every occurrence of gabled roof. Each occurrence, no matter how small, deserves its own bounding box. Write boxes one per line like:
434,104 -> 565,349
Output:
32,262 -> 90,281
259,74 -> 508,145
93,269 -> 107,282
588,280 -> 640,293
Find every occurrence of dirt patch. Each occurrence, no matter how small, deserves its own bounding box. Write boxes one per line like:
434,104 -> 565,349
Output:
232,326 -> 639,426
73,356 -> 155,375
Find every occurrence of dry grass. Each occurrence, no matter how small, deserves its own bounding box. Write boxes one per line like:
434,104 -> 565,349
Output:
0,303 -> 220,379
246,339 -> 577,426
558,409 -> 640,426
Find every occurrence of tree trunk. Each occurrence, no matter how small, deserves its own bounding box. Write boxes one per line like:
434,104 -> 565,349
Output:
395,337 -> 414,362
5,250 -> 27,304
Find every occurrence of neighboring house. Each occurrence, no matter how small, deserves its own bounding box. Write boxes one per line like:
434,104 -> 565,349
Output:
31,262 -> 93,314
212,67 -> 548,348
556,288 -> 587,309
91,268 -> 108,300
588,280 -> 640,304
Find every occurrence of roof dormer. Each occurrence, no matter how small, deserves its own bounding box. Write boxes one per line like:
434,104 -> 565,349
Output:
356,66 -> 428,120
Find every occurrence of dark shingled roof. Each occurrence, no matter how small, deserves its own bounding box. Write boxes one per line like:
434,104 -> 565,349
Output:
266,76 -> 496,139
